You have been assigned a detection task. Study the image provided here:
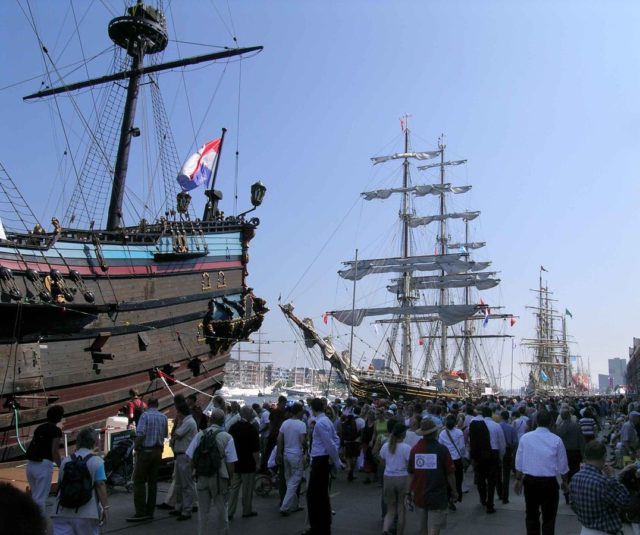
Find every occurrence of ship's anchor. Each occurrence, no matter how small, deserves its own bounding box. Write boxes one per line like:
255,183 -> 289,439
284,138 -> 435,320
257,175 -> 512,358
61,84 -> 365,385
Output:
0,266 -> 22,301
24,269 -> 52,303
69,270 -> 95,303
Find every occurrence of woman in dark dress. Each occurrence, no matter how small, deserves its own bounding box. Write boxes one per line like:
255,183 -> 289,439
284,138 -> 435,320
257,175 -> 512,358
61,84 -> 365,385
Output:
361,412 -> 377,484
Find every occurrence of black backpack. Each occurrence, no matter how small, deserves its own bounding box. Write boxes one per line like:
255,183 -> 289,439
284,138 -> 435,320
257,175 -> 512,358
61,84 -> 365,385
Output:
57,453 -> 94,511
192,429 -> 223,477
342,417 -> 358,442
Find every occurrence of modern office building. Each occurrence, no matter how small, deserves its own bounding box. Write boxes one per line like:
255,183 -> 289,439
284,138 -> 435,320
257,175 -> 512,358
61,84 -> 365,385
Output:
608,357 -> 627,388
598,373 -> 610,394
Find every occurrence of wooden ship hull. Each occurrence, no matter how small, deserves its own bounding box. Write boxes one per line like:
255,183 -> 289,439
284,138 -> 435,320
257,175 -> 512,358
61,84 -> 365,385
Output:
0,220 -> 266,461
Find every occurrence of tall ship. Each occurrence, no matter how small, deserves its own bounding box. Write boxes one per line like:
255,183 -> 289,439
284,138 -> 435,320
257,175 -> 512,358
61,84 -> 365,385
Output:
282,120 -> 514,400
521,268 -> 586,395
0,2 -> 267,460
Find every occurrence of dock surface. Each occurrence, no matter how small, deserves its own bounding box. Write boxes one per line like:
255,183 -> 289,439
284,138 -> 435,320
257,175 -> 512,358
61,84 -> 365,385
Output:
35,469 -> 582,534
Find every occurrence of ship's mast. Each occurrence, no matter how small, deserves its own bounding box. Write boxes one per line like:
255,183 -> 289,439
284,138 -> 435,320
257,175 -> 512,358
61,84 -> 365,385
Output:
438,137 -> 448,372
23,1 -> 262,231
463,218 -> 471,378
400,121 -> 412,377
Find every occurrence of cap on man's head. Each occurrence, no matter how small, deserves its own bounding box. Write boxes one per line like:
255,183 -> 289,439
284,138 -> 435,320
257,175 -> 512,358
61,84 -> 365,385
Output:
629,411 -> 640,418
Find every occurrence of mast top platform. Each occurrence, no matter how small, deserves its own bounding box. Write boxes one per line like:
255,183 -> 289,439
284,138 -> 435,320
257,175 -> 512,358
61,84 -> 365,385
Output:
108,2 -> 168,56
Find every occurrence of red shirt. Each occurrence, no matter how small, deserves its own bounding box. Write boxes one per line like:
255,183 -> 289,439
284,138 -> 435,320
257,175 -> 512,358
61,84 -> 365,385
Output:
408,437 -> 454,509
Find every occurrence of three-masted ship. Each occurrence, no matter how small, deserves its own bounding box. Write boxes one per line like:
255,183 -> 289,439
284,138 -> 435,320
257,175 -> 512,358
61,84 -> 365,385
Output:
521,268 -> 584,396
0,2 -> 267,460
282,121 -> 513,400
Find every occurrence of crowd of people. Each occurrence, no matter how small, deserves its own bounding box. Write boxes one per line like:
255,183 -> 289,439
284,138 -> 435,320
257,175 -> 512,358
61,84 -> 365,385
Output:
3,392 -> 640,535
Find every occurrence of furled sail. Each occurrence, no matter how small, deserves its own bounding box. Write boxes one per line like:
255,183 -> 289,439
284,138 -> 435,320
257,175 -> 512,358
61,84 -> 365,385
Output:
338,253 -> 477,281
407,211 -> 480,228
447,241 -> 486,250
386,272 -> 499,293
371,150 -> 441,165
330,304 -> 478,327
417,159 -> 467,171
361,183 -> 471,201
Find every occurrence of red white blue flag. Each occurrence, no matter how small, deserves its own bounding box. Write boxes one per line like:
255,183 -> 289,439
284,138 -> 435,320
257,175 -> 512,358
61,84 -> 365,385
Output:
177,138 -> 221,191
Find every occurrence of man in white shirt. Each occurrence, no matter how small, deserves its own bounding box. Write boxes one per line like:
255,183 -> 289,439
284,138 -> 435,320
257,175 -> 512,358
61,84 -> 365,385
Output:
305,398 -> 344,535
186,409 -> 238,535
278,403 -> 308,515
514,409 -> 569,535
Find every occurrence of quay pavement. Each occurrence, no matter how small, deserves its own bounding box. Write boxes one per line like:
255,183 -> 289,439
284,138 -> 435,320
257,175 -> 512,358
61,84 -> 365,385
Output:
42,470 -> 581,535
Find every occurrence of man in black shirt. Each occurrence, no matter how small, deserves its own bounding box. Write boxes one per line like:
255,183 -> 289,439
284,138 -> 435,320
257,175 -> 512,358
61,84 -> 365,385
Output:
228,406 -> 260,519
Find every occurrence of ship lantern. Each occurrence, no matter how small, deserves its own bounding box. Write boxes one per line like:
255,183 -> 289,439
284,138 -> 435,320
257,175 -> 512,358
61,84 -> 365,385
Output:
250,181 -> 266,208
176,191 -> 191,214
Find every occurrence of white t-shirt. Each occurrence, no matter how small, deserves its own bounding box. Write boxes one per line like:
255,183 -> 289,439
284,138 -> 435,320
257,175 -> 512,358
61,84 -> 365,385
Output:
280,418 -> 307,456
379,441 -> 411,477
356,417 -> 365,432
404,430 -> 421,449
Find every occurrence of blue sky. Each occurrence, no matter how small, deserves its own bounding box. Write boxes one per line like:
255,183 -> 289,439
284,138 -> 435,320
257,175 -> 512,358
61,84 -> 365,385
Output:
1,0 -> 639,386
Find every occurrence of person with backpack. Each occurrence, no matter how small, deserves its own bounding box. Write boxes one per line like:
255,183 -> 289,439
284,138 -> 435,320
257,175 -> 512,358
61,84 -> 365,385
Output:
51,428 -> 109,535
25,404 -> 64,513
341,412 -> 361,482
186,408 -> 237,535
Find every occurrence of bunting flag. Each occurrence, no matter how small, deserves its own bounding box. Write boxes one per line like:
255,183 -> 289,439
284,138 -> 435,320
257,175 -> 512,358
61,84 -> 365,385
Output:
565,308 -> 573,318
540,265 -> 548,272
481,298 -> 489,327
510,317 -> 516,327
177,138 -> 221,191
540,369 -> 550,382
322,313 -> 329,325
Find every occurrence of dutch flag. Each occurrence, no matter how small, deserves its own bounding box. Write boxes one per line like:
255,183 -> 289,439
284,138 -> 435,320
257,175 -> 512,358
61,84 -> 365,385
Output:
177,138 -> 221,191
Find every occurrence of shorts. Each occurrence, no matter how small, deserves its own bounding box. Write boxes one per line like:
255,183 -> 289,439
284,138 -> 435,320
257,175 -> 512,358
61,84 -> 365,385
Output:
419,507 -> 448,532
383,475 -> 409,508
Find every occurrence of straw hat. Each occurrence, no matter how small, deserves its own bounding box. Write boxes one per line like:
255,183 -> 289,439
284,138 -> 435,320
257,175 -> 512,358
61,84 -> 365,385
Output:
416,418 -> 438,436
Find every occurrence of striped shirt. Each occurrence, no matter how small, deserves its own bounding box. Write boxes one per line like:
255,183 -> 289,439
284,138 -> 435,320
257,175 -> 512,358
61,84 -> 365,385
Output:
579,417 -> 597,438
136,407 -> 168,448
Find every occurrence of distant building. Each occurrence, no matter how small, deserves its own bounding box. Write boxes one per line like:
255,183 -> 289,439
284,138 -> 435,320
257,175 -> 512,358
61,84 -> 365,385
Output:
598,374 -> 609,394
224,360 -> 273,386
627,338 -> 640,395
608,357 -> 627,388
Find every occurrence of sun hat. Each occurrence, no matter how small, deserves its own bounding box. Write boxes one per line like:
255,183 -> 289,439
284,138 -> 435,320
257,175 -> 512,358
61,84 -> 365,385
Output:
416,418 -> 438,436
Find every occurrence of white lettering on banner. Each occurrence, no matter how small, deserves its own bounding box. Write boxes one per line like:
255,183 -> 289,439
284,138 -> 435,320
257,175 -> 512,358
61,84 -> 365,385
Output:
414,453 -> 437,469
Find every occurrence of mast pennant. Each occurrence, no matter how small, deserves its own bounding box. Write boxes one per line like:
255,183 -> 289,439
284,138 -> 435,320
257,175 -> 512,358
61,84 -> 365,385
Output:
371,150 -> 441,165
362,184 -> 471,201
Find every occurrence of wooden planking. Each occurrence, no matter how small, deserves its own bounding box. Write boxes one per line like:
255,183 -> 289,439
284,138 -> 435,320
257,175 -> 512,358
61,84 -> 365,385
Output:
0,369 -> 227,461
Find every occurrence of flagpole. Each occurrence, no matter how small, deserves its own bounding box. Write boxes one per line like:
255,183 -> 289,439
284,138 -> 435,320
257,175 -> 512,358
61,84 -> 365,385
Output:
203,127 -> 227,221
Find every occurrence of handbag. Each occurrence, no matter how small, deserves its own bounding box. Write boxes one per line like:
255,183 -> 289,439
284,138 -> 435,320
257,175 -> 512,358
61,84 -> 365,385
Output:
445,428 -> 470,469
